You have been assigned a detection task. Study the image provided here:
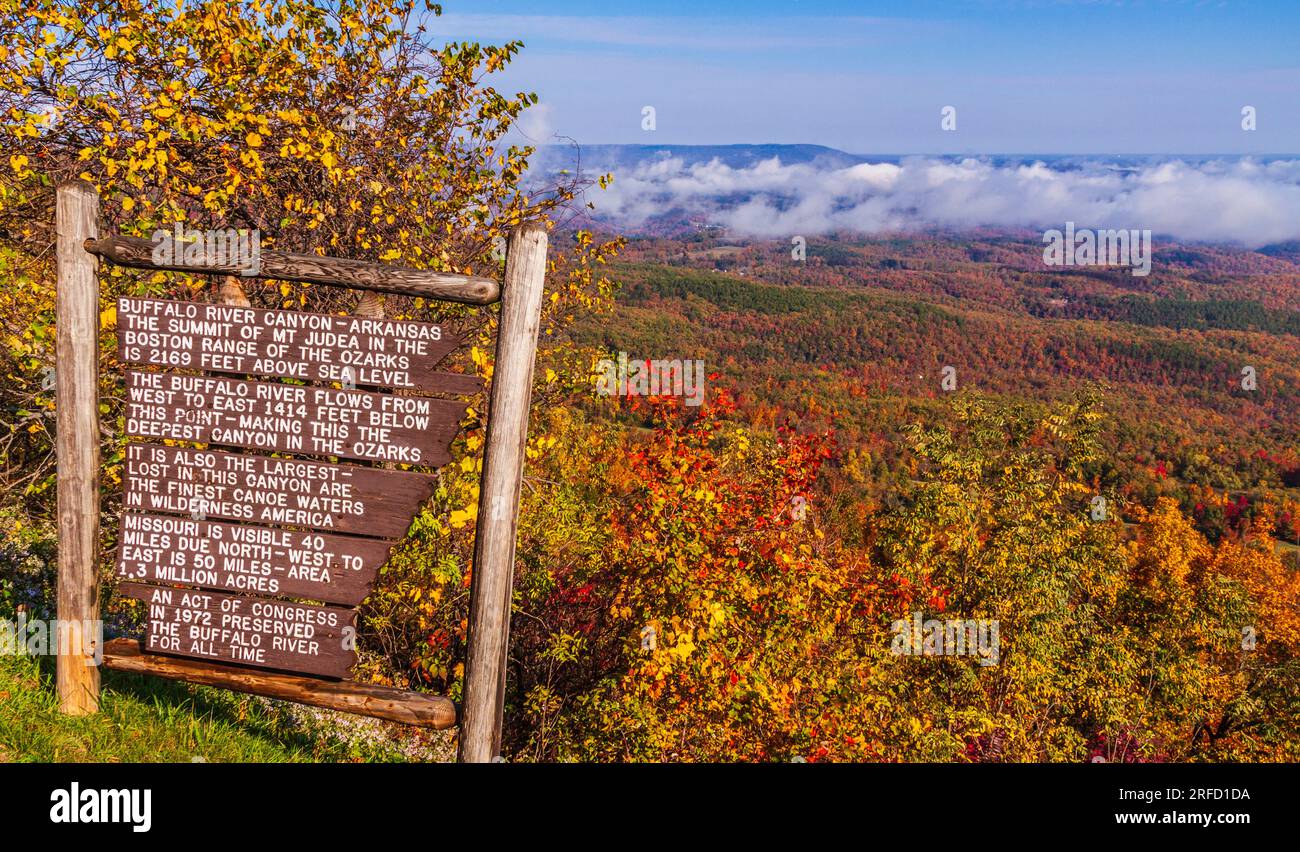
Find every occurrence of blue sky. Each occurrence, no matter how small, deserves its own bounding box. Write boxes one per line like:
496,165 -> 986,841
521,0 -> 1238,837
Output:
422,1 -> 1300,153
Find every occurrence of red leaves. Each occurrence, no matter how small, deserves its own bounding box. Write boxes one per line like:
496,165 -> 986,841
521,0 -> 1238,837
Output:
1224,493 -> 1250,523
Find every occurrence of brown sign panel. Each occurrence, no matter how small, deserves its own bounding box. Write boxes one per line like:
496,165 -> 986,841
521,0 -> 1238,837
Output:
116,296 -> 481,395
119,582 -> 357,679
124,370 -> 465,466
115,512 -> 391,605
123,443 -> 436,539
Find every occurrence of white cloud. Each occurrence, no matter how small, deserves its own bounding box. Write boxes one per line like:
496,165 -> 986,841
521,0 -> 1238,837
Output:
582,155 -> 1300,245
512,102 -> 555,145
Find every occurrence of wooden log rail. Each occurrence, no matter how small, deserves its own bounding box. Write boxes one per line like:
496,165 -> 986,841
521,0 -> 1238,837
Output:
102,639 -> 457,729
84,235 -> 500,305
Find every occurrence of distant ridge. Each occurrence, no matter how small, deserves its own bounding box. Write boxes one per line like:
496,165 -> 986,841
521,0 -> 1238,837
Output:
533,144 -> 1300,178
534,143 -> 869,175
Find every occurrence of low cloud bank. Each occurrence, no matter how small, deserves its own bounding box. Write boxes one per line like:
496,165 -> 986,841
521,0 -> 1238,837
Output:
582,155 -> 1300,246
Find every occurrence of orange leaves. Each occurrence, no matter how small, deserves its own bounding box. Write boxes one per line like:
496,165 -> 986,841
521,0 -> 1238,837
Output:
1126,497 -> 1211,593
1211,514 -> 1300,656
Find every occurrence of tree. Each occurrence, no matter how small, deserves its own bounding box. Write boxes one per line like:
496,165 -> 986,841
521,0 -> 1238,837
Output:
0,0 -> 620,503
0,0 -> 622,684
1,0 -> 566,273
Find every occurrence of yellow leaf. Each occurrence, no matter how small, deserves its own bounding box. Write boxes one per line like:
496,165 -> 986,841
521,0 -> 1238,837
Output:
449,506 -> 477,528
246,132 -> 262,147
100,306 -> 116,329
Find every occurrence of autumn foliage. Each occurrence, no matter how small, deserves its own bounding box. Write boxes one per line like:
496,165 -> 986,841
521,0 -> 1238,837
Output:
1,2 -> 1297,764
384,385 -> 1300,762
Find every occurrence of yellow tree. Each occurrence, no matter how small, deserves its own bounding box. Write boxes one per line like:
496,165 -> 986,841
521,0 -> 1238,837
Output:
0,0 -> 623,692
1198,509 -> 1300,759
0,0 -> 621,503
2,0 -> 568,269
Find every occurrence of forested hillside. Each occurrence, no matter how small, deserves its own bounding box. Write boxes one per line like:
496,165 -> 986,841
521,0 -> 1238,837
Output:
1,0 -> 1297,765
573,234 -> 1300,551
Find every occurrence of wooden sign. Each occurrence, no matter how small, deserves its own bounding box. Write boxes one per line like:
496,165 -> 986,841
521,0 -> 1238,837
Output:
124,370 -> 466,465
110,294 -> 457,687
116,296 -> 481,394
119,582 -> 357,678
54,184 -> 546,751
115,513 -> 391,605
122,442 -> 436,538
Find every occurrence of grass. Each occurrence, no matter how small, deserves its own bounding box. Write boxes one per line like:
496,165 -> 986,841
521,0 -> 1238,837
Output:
0,653 -> 436,762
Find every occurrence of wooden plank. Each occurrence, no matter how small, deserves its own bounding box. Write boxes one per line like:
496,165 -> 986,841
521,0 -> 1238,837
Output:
101,638 -> 457,728
124,370 -> 466,466
115,513 -> 392,605
86,235 -> 500,305
459,223 -> 549,762
55,180 -> 101,715
119,582 -> 357,679
116,296 -> 481,395
122,443 -> 435,539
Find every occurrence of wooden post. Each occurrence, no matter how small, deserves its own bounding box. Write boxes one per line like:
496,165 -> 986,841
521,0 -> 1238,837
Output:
354,291 -> 386,319
55,180 -> 101,714
459,224 -> 548,763
217,274 -> 251,307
